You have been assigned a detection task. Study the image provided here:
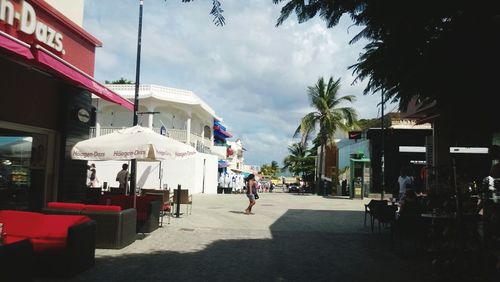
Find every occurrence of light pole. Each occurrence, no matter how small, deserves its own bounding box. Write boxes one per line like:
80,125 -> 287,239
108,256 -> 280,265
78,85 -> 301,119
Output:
380,89 -> 385,200
130,0 -> 144,196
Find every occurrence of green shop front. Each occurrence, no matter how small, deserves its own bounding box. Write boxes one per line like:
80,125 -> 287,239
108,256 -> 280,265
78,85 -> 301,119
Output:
350,157 -> 371,199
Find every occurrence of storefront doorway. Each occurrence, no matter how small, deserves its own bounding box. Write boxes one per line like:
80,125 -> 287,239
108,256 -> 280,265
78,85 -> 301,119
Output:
0,122 -> 59,211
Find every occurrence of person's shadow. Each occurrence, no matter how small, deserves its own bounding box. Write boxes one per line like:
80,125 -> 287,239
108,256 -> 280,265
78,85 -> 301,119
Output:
228,211 -> 247,214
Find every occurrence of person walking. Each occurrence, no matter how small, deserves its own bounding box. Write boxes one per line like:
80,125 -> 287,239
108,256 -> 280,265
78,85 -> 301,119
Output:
398,167 -> 413,201
244,174 -> 258,215
88,163 -> 98,187
116,163 -> 129,195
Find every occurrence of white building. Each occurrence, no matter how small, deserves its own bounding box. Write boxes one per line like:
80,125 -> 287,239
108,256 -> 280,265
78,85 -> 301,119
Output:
226,139 -> 245,172
90,84 -> 223,194
44,0 -> 85,26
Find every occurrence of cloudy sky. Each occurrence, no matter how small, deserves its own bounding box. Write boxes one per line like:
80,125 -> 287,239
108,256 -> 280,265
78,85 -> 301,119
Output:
84,0 -> 387,166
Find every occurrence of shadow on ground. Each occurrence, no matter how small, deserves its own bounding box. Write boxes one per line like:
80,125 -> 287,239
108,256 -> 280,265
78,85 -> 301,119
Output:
40,210 -> 440,282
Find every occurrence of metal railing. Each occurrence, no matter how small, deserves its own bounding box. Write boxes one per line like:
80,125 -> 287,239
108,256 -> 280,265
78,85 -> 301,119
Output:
89,127 -> 212,153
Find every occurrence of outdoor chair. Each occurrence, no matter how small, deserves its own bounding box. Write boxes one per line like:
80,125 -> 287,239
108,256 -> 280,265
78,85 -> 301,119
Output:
364,200 -> 388,230
144,192 -> 172,225
84,187 -> 102,204
107,187 -> 126,195
173,189 -> 193,216
373,204 -> 398,235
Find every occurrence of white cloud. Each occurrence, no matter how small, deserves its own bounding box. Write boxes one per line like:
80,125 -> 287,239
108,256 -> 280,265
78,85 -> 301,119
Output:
84,0 -> 383,166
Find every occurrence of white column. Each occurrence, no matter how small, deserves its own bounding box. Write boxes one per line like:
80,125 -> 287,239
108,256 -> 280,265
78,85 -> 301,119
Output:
186,115 -> 191,145
95,121 -> 101,137
95,104 -> 101,137
211,132 -> 214,151
148,109 -> 154,129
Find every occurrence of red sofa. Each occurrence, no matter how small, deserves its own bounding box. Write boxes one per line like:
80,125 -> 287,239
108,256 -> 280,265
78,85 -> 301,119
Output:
43,202 -> 137,249
0,210 -> 96,278
98,195 -> 161,233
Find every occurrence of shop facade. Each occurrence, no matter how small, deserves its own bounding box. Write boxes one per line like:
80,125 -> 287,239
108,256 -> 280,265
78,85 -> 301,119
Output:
0,0 -> 131,210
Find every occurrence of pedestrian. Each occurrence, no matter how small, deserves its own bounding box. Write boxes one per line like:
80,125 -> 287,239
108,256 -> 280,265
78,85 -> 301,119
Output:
398,167 -> 413,201
244,174 -> 258,215
483,162 -> 500,191
116,163 -> 129,195
88,163 -> 98,187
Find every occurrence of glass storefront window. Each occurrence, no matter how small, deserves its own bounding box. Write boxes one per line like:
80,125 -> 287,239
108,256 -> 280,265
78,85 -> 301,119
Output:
0,136 -> 32,188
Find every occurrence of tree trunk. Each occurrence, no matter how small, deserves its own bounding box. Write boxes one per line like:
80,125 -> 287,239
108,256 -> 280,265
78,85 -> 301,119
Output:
317,143 -> 324,195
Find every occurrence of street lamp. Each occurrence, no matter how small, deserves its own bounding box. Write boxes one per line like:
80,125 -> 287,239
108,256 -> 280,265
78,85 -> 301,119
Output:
380,89 -> 385,200
130,0 -> 144,196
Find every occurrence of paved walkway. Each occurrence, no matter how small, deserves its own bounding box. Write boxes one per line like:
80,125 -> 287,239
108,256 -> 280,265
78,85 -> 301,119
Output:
40,192 -> 435,282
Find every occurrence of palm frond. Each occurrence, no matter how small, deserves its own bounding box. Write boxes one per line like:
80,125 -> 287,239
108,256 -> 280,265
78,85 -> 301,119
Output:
210,0 -> 225,26
176,0 -> 225,26
276,0 -> 305,27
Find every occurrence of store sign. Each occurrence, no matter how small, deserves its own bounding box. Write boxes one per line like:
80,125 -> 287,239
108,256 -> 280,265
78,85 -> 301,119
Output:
77,108 -> 90,123
348,131 -> 363,140
0,0 -> 64,52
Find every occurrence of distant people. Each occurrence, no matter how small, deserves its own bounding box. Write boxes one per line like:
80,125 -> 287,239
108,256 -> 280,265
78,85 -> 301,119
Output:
484,162 -> 500,192
341,179 -> 348,195
244,174 -> 257,215
398,168 -> 413,201
218,173 -> 224,188
116,163 -> 129,194
86,164 -> 92,185
88,163 -> 98,187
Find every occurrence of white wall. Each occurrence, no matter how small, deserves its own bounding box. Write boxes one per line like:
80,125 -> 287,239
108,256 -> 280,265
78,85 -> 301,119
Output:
45,0 -> 84,26
162,153 -> 218,194
89,153 -> 218,194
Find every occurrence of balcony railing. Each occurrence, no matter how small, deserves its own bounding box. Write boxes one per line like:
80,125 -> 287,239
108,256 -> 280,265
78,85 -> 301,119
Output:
89,127 -> 212,154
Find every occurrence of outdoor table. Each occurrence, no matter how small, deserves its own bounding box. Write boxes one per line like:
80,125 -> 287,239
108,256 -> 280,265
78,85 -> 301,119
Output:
421,213 -> 454,220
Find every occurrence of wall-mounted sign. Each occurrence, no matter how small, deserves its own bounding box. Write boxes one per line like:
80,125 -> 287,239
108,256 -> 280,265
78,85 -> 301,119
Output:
0,0 -> 64,52
77,108 -> 90,123
348,131 -> 362,140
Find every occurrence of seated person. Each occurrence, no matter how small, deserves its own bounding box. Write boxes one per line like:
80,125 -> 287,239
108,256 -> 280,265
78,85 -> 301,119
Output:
399,189 -> 420,218
397,190 -> 422,234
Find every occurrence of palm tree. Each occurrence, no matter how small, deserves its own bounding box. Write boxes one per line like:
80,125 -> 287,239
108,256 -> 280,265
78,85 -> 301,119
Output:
282,143 -> 315,178
295,76 -> 357,194
270,161 -> 279,177
105,77 -> 134,84
259,164 -> 273,176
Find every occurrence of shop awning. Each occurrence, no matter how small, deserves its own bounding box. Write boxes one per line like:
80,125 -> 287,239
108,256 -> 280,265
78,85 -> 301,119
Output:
218,160 -> 229,168
1,33 -> 132,111
34,46 -> 134,111
0,31 -> 34,60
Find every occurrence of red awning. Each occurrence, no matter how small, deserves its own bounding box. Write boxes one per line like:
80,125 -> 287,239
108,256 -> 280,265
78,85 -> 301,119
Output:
1,33 -> 132,111
34,46 -> 134,111
221,129 -> 233,138
0,31 -> 34,60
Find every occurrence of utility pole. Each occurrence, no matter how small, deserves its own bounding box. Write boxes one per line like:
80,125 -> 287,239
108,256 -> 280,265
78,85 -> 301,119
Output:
380,89 -> 385,200
130,0 -> 144,196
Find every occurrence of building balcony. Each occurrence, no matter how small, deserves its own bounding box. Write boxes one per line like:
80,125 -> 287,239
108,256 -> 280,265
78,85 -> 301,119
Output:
89,127 -> 212,154
211,145 -> 227,159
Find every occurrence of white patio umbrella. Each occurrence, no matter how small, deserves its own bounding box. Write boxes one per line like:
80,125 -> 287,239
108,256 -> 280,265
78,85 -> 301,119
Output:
71,125 -> 197,161
71,125 -> 197,208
